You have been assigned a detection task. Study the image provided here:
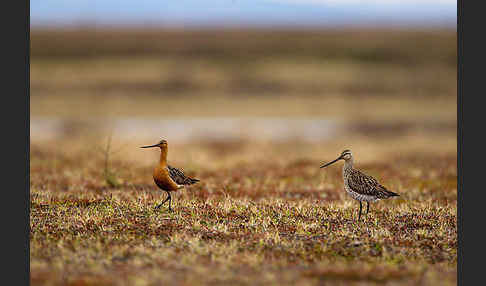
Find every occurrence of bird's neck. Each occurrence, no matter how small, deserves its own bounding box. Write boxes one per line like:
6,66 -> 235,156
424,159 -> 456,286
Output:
343,158 -> 354,170
159,147 -> 168,166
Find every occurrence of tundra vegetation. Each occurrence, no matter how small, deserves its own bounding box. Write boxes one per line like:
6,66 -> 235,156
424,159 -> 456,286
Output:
30,28 -> 456,285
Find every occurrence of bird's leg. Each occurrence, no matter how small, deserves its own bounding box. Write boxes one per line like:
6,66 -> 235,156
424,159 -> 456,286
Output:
155,191 -> 170,210
168,192 -> 172,212
358,201 -> 362,221
366,202 -> 370,216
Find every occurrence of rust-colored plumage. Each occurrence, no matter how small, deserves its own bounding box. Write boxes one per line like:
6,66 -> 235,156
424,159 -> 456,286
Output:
141,139 -> 199,211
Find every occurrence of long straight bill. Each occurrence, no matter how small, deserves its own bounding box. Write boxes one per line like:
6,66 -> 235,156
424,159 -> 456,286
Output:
320,157 -> 341,168
140,143 -> 159,148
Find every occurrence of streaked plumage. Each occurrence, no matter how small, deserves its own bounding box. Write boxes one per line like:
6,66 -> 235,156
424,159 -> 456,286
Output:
320,149 -> 399,220
345,168 -> 397,201
141,139 -> 199,211
168,165 -> 200,185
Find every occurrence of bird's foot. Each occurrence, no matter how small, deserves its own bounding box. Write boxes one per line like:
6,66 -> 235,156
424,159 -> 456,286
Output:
154,205 -> 173,212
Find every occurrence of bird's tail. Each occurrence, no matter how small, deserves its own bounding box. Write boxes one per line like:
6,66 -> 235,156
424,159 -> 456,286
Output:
378,185 -> 399,198
189,178 -> 200,184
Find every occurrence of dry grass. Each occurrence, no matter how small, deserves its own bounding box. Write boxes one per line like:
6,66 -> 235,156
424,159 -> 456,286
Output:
30,137 -> 456,286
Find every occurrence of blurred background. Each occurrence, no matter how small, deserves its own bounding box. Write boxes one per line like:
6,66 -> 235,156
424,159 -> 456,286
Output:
30,0 -> 456,168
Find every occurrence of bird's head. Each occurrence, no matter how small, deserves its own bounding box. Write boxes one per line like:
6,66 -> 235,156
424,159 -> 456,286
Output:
320,149 -> 353,168
140,139 -> 168,149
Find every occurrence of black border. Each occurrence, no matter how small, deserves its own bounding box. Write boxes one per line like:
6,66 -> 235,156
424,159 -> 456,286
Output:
459,0 -> 484,284
457,0 -> 462,285
26,0 -> 31,282
9,0 -> 29,284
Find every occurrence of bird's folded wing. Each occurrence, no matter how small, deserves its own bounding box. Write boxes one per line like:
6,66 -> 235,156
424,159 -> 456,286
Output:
347,169 -> 397,198
347,169 -> 380,196
167,165 -> 199,185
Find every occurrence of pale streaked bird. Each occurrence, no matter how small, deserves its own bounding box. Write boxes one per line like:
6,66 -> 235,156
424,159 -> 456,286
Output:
320,149 -> 399,220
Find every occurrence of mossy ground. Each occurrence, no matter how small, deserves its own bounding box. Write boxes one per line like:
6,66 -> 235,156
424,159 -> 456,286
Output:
30,139 -> 456,286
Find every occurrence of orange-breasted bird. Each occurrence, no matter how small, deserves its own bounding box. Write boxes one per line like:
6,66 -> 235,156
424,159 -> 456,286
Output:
140,139 -> 199,211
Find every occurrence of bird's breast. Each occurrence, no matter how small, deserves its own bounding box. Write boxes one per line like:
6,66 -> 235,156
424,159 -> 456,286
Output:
153,166 -> 179,192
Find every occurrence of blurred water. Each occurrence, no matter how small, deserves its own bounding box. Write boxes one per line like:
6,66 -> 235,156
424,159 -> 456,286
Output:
30,117 -> 338,142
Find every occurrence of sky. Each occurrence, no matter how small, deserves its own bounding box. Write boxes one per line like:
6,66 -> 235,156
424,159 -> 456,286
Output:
31,0 -> 457,28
